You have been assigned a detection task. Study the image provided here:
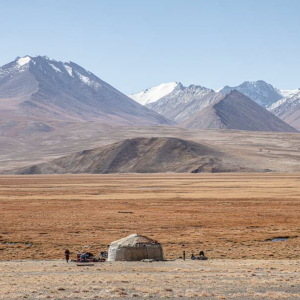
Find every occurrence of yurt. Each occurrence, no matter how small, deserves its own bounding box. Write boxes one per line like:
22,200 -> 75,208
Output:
107,234 -> 164,261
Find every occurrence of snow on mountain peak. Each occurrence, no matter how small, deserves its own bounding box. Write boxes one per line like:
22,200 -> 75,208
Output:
279,89 -> 300,98
269,89 -> 300,111
218,80 -> 283,107
74,70 -> 101,88
16,56 -> 31,66
63,64 -> 73,77
129,82 -> 179,105
49,63 -> 62,73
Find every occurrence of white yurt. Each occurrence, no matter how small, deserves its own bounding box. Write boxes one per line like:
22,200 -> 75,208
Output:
107,234 -> 164,261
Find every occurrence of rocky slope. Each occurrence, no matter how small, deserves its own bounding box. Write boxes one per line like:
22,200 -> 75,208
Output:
270,89 -> 300,130
218,80 -> 283,107
13,137 -> 251,174
181,91 -> 297,132
145,83 -> 214,122
0,56 -> 172,126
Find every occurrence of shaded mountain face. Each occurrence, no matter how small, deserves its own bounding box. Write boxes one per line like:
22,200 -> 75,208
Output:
218,80 -> 283,108
145,83 -> 214,122
0,56 -> 173,126
181,91 -> 297,132
270,89 -> 300,130
13,137 -> 253,174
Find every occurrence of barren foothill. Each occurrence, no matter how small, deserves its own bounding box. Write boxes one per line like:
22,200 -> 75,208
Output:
2,123 -> 300,174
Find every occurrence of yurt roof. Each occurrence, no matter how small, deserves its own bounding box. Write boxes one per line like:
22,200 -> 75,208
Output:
110,234 -> 159,247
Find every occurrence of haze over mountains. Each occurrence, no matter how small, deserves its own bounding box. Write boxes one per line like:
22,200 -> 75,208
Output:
0,56 -> 172,126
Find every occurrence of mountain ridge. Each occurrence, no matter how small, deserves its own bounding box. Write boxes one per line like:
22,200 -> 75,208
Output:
218,80 -> 283,107
270,89 -> 300,130
145,83 -> 214,122
181,90 -> 297,132
0,55 -> 173,126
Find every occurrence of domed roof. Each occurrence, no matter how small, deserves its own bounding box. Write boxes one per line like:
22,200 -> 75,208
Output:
110,234 -> 159,247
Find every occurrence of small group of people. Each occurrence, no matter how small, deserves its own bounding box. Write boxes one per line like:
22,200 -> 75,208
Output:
191,250 -> 206,260
183,250 -> 206,261
64,248 -> 107,263
77,251 -> 97,262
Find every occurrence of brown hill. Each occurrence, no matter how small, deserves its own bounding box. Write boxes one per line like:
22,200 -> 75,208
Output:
13,137 -> 253,174
181,90 -> 297,132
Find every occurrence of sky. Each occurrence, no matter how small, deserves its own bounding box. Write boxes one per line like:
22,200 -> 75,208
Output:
0,0 -> 299,94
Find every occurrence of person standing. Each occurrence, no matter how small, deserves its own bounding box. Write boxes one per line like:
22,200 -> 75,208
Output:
65,249 -> 70,263
183,251 -> 186,261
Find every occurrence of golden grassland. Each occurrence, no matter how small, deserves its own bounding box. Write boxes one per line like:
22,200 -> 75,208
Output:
0,173 -> 300,260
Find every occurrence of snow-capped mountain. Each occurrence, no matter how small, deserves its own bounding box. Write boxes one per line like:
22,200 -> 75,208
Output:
0,56 -> 172,126
278,89 -> 300,98
128,82 -> 179,105
218,80 -> 283,107
145,83 -> 214,122
269,89 -> 300,130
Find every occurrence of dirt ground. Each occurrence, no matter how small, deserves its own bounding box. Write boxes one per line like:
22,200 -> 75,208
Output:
1,259 -> 300,299
0,174 -> 300,260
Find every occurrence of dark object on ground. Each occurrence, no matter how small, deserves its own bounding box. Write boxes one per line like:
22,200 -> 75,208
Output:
197,256 -> 208,260
76,262 -> 95,266
65,249 -> 70,263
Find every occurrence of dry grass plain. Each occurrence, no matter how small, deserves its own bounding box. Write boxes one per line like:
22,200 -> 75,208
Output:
1,173 -> 300,261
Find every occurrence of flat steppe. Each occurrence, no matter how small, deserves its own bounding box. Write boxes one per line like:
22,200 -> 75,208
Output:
1,174 -> 300,260
1,259 -> 300,299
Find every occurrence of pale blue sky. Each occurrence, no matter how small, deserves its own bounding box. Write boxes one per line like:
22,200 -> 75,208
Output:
0,0 -> 299,93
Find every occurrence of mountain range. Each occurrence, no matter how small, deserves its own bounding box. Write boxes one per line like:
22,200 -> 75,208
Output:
1,55 -> 300,175
0,56 -> 172,126
129,80 -> 300,130
0,55 -> 299,134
